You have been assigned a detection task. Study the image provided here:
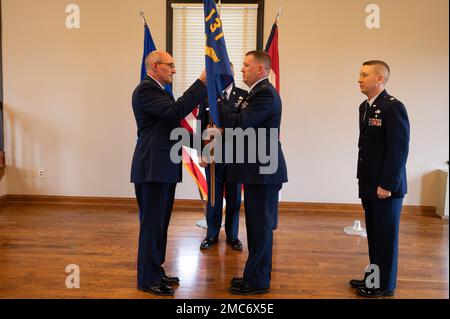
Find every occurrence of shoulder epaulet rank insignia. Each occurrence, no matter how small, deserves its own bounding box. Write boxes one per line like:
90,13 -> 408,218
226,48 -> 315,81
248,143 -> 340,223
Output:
385,95 -> 396,101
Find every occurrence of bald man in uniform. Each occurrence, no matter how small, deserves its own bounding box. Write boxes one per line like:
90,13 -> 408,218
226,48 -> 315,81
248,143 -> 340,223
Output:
131,51 -> 207,296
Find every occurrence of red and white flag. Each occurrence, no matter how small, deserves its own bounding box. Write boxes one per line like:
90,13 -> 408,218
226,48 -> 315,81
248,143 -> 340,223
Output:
180,107 -> 208,200
265,22 -> 280,93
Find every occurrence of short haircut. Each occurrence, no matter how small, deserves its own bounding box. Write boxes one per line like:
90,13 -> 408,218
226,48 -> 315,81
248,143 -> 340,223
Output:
145,51 -> 163,71
363,60 -> 390,83
246,50 -> 271,72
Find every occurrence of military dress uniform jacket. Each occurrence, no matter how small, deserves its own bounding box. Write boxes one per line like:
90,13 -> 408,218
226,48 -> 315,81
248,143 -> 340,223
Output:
357,90 -> 410,199
220,79 -> 288,185
198,84 -> 248,131
131,75 -> 207,184
198,84 -> 248,155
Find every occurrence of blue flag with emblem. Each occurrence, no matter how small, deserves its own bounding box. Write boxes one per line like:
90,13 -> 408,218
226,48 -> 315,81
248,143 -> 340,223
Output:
204,0 -> 234,126
140,19 -> 173,95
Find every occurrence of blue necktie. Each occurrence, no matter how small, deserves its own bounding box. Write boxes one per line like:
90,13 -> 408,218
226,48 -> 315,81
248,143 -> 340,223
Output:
363,101 -> 370,122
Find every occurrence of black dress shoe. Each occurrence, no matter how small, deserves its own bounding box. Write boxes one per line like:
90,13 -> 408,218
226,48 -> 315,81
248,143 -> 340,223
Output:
230,277 -> 243,286
162,275 -> 180,285
349,279 -> 366,289
138,283 -> 174,296
229,284 -> 269,295
227,239 -> 243,251
200,238 -> 218,250
356,287 -> 395,298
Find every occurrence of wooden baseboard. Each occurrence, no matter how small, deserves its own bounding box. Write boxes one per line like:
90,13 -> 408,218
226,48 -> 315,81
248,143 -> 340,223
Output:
0,194 -> 437,217
3,194 -> 137,207
1,194 -> 204,212
279,201 -> 436,216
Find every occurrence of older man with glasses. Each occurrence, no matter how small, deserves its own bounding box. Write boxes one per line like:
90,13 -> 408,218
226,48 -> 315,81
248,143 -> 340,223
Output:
131,50 -> 207,296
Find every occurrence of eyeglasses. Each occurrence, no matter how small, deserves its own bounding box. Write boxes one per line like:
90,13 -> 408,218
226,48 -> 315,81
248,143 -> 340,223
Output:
156,62 -> 176,69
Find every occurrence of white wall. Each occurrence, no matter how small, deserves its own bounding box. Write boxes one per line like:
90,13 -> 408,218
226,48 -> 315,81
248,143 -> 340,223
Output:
2,0 -> 448,205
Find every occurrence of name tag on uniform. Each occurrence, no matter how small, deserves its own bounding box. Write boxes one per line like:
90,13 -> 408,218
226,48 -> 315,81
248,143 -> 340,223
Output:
368,118 -> 382,127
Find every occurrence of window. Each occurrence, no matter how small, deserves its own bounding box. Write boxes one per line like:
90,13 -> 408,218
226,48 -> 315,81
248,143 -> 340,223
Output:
167,0 -> 264,98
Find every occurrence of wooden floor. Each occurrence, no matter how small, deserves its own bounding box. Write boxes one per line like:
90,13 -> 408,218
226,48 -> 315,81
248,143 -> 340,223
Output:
0,202 -> 448,299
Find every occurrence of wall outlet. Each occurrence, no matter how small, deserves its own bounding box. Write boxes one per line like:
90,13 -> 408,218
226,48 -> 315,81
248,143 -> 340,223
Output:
24,168 -> 45,178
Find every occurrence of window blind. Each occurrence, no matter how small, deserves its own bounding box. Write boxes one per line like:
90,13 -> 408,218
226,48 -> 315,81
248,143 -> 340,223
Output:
172,3 -> 258,98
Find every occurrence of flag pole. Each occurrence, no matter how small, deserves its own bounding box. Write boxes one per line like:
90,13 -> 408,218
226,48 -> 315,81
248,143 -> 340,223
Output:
206,0 -> 222,208
204,0 -> 233,208
209,115 -> 215,207
217,0 -> 222,16
140,10 -> 148,25
275,7 -> 282,23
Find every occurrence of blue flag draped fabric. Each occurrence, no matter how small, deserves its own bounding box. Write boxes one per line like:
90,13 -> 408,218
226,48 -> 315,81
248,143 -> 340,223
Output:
140,23 -> 156,81
204,0 -> 234,126
140,21 -> 173,95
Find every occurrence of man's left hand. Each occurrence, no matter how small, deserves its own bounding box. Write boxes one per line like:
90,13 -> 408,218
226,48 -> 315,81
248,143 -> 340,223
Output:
377,187 -> 392,199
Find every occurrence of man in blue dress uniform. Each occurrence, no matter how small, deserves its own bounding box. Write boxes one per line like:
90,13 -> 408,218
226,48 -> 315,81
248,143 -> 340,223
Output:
131,51 -> 207,296
220,51 -> 288,295
350,60 -> 410,298
199,63 -> 248,251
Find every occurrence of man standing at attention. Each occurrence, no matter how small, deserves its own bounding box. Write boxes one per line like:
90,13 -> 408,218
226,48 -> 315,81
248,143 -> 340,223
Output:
199,63 -> 248,252
350,60 -> 410,298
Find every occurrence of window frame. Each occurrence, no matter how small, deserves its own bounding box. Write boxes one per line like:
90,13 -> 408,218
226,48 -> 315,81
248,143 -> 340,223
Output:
166,0 -> 265,55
